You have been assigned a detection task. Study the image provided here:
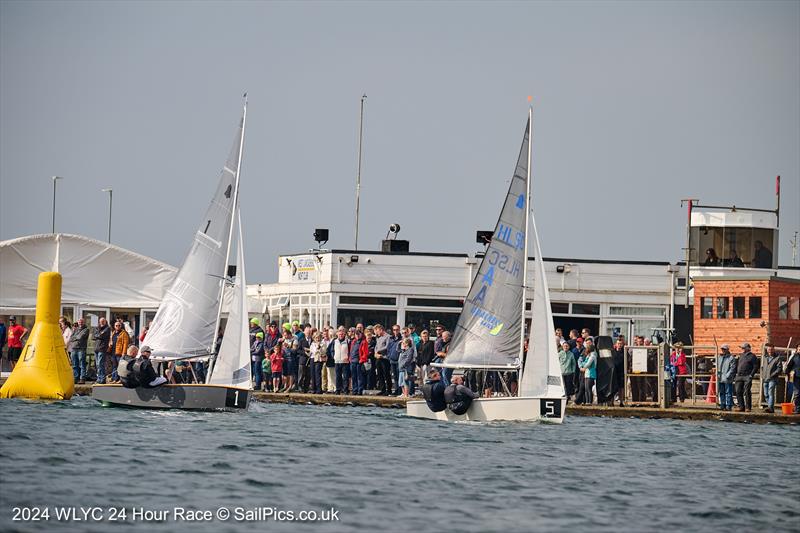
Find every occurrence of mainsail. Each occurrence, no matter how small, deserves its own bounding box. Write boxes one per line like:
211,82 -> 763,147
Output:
443,121 -> 530,369
207,212 -> 251,388
144,113 -> 244,358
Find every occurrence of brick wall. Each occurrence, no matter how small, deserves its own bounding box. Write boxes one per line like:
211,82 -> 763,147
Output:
769,280 -> 800,349
693,280 -> 770,351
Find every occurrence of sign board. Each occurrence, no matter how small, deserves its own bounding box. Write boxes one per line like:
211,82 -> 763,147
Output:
291,256 -> 317,283
631,347 -> 648,373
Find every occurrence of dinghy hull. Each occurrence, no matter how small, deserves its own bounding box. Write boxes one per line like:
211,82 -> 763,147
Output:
92,383 -> 251,411
406,396 -> 565,423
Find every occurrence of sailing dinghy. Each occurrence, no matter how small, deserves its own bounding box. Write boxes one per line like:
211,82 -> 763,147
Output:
93,101 -> 252,410
407,108 -> 566,422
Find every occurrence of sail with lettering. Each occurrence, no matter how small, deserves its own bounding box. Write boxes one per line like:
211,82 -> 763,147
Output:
442,121 -> 530,369
144,113 -> 244,359
207,212 -> 251,387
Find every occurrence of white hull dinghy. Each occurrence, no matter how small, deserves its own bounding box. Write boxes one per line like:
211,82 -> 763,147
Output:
407,106 -> 566,423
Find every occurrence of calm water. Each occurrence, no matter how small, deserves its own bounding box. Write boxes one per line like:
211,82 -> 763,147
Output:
0,396 -> 797,533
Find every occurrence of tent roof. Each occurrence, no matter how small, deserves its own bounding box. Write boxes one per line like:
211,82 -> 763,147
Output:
0,233 -> 177,309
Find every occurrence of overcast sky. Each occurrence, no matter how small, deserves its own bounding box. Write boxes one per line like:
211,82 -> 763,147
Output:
1,0 -> 798,282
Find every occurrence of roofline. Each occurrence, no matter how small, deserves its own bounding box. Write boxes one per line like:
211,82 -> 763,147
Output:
281,249 -> 672,266
692,276 -> 800,284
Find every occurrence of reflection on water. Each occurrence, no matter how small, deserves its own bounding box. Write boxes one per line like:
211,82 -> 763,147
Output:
0,397 -> 797,532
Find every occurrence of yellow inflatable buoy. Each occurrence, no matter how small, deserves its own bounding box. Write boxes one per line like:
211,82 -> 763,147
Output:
0,272 -> 74,400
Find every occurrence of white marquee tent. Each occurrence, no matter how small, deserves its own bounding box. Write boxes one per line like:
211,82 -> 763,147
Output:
0,234 -> 177,312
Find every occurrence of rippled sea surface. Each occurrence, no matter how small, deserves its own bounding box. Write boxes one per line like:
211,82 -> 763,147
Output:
0,396 -> 797,533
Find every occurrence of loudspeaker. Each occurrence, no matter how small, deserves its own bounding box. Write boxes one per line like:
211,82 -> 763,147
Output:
381,239 -> 409,253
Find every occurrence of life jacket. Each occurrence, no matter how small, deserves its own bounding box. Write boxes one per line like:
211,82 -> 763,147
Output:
444,383 -> 474,415
132,358 -> 158,387
118,355 -> 140,388
421,380 -> 447,412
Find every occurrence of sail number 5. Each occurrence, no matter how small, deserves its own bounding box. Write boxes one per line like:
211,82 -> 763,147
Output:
539,399 -> 561,418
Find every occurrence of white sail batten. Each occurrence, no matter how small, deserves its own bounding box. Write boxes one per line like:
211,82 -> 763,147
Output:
143,114 -> 244,360
208,212 -> 251,388
443,121 -> 531,369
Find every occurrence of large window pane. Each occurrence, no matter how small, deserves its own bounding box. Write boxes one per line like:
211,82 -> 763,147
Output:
404,311 -> 460,333
701,297 -> 713,319
551,302 -> 570,314
778,297 -> 788,319
791,297 -> 800,320
572,303 -> 600,315
749,297 -> 762,319
339,295 -> 396,306
336,309 -> 397,329
716,297 -> 729,319
609,306 -> 665,316
732,297 -> 745,319
751,229 -> 776,268
406,297 -> 463,308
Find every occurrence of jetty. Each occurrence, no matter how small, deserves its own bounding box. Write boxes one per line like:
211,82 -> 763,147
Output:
61,383 -> 798,425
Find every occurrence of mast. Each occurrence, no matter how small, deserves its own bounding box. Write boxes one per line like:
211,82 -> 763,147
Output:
354,94 -> 366,249
207,94 -> 247,382
519,103 -> 532,384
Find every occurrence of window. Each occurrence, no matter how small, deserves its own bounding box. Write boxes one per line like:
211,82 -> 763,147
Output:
407,297 -> 463,308
551,302 -> 570,314
572,303 -> 600,315
336,309 -> 397,329
608,306 -> 665,316
791,297 -> 800,320
715,297 -> 729,319
778,297 -> 788,319
749,297 -> 762,319
732,297 -> 745,319
404,311 -> 460,333
339,295 -> 396,306
701,297 -> 713,319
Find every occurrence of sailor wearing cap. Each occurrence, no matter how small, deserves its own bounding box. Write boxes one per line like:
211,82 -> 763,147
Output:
733,342 -> 758,412
716,344 -> 737,411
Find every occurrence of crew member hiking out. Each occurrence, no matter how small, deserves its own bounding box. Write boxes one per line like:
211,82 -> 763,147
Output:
421,367 -> 447,412
132,346 -> 167,388
444,371 -> 478,415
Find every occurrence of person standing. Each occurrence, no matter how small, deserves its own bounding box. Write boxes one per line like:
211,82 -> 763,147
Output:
716,344 -> 737,411
250,331 -> 266,391
68,318 -> 89,384
59,317 -> 73,350
578,344 -> 597,405
108,321 -> 130,384
611,338 -> 626,406
374,324 -> 391,395
348,329 -> 366,395
762,343 -> 783,413
559,341 -> 576,402
92,318 -> 111,384
670,342 -> 689,403
269,344 -> 284,393
783,345 -> 800,414
437,331 -> 453,387
0,319 -> 6,364
387,325 -> 403,395
572,337 -> 585,404
734,342 -> 758,412
365,326 -> 377,391
397,338 -> 416,398
309,332 -> 325,394
5,316 -> 28,370
322,327 -> 335,393
331,327 -> 350,394
249,318 -> 264,346
416,329 -> 435,392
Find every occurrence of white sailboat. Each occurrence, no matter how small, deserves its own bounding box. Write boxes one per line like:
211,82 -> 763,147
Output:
407,107 -> 566,422
93,100 -> 252,410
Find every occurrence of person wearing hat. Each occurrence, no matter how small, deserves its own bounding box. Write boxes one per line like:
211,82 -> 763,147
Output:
249,317 -> 264,347
5,316 -> 28,370
133,345 -> 167,387
249,331 -> 266,391
717,344 -> 737,411
734,342 -> 758,412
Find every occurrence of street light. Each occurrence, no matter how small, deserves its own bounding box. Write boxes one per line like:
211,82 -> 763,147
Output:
101,188 -> 113,243
51,176 -> 63,233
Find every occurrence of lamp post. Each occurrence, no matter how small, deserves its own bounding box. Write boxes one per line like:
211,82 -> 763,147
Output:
354,94 -> 366,250
101,188 -> 113,243
51,176 -> 63,233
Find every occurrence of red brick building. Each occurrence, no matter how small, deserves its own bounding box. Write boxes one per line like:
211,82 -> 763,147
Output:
693,275 -> 800,352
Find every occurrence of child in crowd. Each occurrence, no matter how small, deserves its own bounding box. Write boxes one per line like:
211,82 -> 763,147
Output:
270,344 -> 284,393
397,338 -> 416,398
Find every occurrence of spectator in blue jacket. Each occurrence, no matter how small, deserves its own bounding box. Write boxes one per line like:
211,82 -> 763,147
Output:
717,344 -> 737,411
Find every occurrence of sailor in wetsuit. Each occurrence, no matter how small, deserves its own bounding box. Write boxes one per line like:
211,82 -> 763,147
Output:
132,345 -> 168,388
444,371 -> 478,415
421,367 -> 447,412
